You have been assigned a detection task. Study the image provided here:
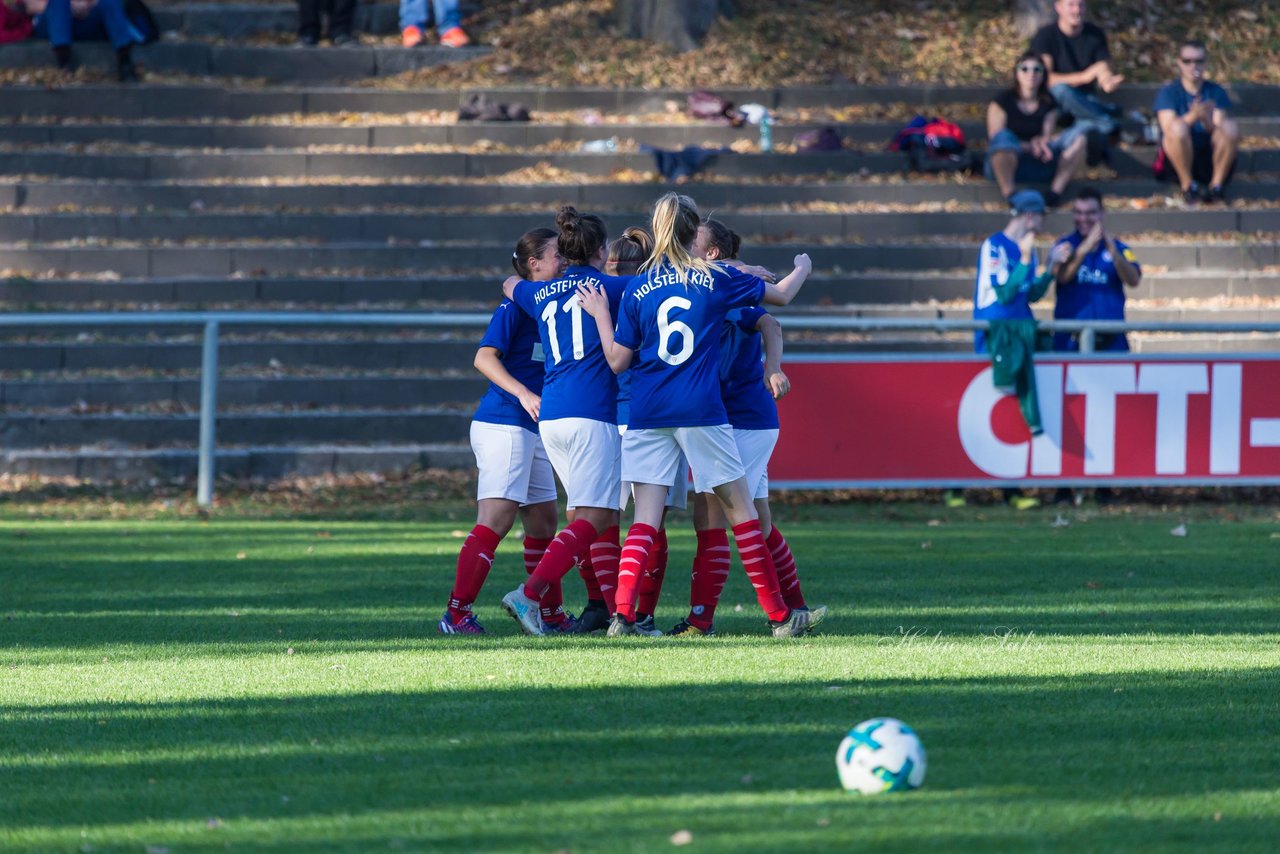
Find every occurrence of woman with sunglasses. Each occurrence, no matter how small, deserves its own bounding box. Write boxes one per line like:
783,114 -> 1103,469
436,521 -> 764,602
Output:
985,51 -> 1087,208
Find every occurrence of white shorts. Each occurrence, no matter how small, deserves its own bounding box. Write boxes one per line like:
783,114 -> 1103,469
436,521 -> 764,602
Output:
540,417 -> 622,511
623,424 -> 744,495
471,421 -> 558,505
734,428 -> 779,500
617,424 -> 689,512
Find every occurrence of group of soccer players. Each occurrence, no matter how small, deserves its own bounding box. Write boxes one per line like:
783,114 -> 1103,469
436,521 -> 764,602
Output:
442,192 -> 827,639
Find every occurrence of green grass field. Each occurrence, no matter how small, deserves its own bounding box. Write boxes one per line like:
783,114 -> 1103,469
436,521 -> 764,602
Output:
1,499 -> 1278,852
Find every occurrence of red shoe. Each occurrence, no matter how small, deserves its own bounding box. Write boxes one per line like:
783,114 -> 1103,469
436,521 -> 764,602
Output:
401,25 -> 424,48
439,26 -> 471,48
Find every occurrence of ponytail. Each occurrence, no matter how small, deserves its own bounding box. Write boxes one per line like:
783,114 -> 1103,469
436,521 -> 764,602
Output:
606,226 -> 653,277
555,205 -> 608,267
642,192 -> 714,285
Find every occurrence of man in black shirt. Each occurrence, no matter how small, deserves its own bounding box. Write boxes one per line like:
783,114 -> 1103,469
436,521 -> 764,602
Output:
1030,0 -> 1123,146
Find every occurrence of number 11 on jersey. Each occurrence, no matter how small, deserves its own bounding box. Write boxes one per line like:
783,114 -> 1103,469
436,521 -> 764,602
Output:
540,299 -> 586,364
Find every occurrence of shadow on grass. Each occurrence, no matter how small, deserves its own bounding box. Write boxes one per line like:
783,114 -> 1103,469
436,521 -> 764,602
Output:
2,522 -> 1278,653
1,669 -> 1277,849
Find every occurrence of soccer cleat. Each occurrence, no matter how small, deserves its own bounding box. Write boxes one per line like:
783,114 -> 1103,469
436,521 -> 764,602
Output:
769,608 -> 812,638
635,615 -> 664,637
669,619 -> 715,637
573,602 -> 611,634
439,26 -> 471,47
944,489 -> 966,508
800,604 -> 828,632
606,615 -> 641,637
1009,494 -> 1041,511
401,25 -> 424,47
501,586 -> 545,636
543,612 -> 580,634
438,611 -> 485,635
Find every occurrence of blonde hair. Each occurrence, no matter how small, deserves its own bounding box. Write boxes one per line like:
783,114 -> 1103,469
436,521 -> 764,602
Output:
642,193 -> 715,285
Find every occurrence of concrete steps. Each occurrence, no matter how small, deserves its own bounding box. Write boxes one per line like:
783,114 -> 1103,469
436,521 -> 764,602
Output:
3,207 -> 1280,244
1,79 -> 1276,481
4,240 -> 1279,279
0,41 -> 490,82
5,147 -> 1280,182
4,84 -> 1278,119
4,271 -> 1280,307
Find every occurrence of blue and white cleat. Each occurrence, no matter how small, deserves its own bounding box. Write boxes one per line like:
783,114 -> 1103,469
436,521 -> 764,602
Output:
438,611 -> 486,635
543,611 -> 580,634
501,586 -> 546,636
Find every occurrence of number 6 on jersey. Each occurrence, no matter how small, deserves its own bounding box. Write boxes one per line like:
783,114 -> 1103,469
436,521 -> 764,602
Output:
658,296 -> 695,366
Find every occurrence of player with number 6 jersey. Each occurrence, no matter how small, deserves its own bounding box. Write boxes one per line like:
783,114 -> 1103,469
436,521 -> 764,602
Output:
498,206 -> 631,636
577,192 -> 816,638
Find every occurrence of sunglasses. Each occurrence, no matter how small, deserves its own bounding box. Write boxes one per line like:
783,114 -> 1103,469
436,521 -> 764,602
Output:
1178,56 -> 1207,65
1017,64 -> 1045,73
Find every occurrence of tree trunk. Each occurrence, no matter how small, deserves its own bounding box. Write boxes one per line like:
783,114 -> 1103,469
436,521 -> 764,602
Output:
1012,0 -> 1054,39
615,0 -> 735,53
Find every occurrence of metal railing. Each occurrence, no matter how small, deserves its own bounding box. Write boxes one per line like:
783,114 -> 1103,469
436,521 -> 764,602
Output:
2,311 -> 1278,506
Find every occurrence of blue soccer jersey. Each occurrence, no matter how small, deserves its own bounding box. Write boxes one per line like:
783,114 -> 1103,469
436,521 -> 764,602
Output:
614,261 -> 765,429
719,306 -> 779,430
511,265 -> 628,423
616,369 -> 632,428
1052,230 -> 1140,352
973,231 -> 1039,353
472,299 -> 545,433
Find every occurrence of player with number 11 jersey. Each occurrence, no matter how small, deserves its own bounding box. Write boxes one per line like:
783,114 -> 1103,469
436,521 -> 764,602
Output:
499,207 -> 631,636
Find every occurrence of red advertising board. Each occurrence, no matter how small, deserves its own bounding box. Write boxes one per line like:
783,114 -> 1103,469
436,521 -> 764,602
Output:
771,355 -> 1280,487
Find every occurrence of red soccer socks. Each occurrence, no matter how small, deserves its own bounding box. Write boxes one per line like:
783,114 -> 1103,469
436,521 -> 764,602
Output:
766,525 -> 807,610
636,527 -> 668,617
523,519 -> 597,601
686,527 -> 730,630
447,524 -> 502,623
613,523 -> 657,621
732,519 -> 789,622
589,525 -> 621,614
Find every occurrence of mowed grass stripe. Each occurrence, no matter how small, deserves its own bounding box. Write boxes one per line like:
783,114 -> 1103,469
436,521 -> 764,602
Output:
0,508 -> 1278,851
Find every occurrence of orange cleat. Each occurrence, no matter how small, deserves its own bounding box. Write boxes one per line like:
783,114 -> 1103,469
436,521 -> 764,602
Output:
401,25 -> 424,48
439,26 -> 471,48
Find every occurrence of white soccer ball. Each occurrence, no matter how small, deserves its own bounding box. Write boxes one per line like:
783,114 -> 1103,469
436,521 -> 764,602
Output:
835,717 -> 926,794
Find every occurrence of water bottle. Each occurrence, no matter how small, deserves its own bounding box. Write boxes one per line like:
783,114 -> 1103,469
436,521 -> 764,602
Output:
759,111 -> 773,153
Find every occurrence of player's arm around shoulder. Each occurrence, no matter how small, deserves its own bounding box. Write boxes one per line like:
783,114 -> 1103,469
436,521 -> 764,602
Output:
763,253 -> 812,306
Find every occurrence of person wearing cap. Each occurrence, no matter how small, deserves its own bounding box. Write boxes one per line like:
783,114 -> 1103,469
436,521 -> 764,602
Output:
972,189 -> 1066,353
952,189 -> 1068,511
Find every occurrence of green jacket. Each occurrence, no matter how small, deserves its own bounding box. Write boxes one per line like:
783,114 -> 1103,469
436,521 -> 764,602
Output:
987,317 -> 1043,436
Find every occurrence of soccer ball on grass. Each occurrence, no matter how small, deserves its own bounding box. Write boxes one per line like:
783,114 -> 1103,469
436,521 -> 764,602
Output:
835,717 -> 926,794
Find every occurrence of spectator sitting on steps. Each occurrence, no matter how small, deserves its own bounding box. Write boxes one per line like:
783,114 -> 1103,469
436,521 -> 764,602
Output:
985,51 -> 1087,208
1029,0 -> 1123,152
297,0 -> 356,46
400,0 -> 469,48
18,0 -> 149,81
1153,39 -> 1239,205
